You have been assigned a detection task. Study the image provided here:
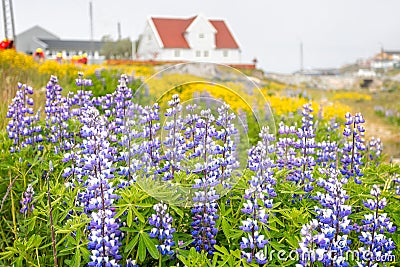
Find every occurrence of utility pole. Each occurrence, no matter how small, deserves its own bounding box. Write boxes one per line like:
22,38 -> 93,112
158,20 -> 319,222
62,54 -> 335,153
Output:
89,2 -> 94,40
89,2 -> 94,63
300,41 -> 304,74
2,0 -> 16,41
117,22 -> 121,40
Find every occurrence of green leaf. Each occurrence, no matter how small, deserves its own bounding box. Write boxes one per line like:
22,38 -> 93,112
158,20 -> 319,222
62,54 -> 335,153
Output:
132,207 -> 145,223
170,205 -> 184,218
72,249 -> 81,266
271,215 -> 285,227
114,205 -> 128,219
127,208 -> 133,227
214,245 -> 229,255
221,219 -> 232,239
124,234 -> 139,253
138,235 -> 146,262
142,233 -> 159,259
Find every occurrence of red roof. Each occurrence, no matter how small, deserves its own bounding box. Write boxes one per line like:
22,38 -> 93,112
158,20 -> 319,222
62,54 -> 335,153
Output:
150,16 -> 239,49
209,20 -> 239,49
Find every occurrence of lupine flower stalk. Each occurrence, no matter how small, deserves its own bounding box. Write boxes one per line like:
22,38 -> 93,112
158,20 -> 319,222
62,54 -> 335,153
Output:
149,202 -> 175,256
117,102 -> 143,182
215,103 -> 239,188
276,122 -> 299,176
75,107 -> 122,266
111,74 -> 143,183
70,75 -> 94,117
340,112 -> 366,184
137,103 -> 162,176
294,103 -> 316,192
240,126 -> 276,264
394,173 -> 400,196
298,219 -> 324,265
299,167 -> 354,267
161,94 -> 186,181
6,83 -> 42,152
190,109 -> 221,255
366,137 -> 383,165
316,118 -> 340,169
357,185 -> 396,267
183,104 -> 200,159
75,71 -> 94,88
20,184 -> 35,215
110,74 -> 133,135
45,75 -> 72,153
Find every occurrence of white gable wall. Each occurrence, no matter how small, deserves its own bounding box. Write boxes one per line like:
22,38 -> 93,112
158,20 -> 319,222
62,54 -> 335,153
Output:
185,15 -> 216,51
137,21 -> 163,60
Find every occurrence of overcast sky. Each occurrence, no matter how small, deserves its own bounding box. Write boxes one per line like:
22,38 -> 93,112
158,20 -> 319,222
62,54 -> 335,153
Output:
2,0 -> 400,73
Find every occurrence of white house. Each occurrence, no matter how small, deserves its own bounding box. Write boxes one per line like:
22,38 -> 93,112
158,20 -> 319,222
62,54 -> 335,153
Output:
136,15 -> 241,64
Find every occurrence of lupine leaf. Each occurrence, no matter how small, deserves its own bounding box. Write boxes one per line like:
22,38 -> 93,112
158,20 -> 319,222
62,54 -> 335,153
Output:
142,232 -> 159,259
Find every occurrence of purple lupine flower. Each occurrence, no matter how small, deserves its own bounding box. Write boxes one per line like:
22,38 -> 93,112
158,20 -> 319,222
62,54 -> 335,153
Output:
6,83 -> 43,152
137,103 -> 162,175
316,141 -> 338,168
276,122 -> 298,172
75,71 -> 93,87
299,167 -> 353,267
183,104 -> 200,159
149,202 -> 176,256
240,126 -> 275,264
316,118 -> 340,169
70,89 -> 93,117
20,184 -> 35,215
110,74 -> 133,135
357,185 -> 396,266
366,137 -> 383,165
74,107 -> 122,266
340,112 -> 366,184
298,219 -> 327,265
190,109 -> 221,255
45,75 -> 73,153
125,259 -> 138,267
117,102 -> 143,182
394,173 -> 400,196
294,103 -> 317,192
161,94 -> 187,181
95,68 -> 103,80
104,74 -> 144,183
215,103 -> 239,188
62,149 -> 84,183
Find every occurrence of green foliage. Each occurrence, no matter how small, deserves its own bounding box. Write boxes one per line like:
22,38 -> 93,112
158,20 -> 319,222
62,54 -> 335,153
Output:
101,35 -> 133,60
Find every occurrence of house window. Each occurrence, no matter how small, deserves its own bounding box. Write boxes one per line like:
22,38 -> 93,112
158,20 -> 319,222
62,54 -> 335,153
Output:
148,35 -> 152,41
196,51 -> 201,57
223,50 -> 228,57
204,51 -> 209,57
199,33 -> 204,38
174,50 -> 180,57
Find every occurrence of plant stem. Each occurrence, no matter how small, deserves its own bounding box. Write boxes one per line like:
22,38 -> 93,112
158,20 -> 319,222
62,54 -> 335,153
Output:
9,172 -> 17,239
47,171 -> 58,267
0,175 -> 18,212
